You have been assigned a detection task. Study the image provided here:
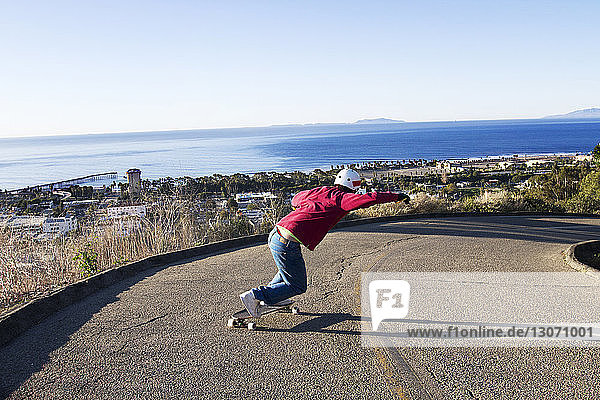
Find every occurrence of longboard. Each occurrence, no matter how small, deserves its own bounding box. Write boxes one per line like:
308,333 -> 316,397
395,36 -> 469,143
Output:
227,301 -> 299,330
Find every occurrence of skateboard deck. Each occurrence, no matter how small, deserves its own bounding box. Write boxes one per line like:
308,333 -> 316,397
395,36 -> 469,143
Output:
228,301 -> 299,330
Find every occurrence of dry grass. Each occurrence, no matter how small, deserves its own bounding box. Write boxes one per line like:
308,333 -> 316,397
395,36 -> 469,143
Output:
350,190 -> 553,219
0,198 -> 261,314
0,229 -> 78,312
349,192 -> 452,219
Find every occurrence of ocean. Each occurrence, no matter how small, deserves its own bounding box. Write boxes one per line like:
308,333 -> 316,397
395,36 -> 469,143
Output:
1,119 -> 599,191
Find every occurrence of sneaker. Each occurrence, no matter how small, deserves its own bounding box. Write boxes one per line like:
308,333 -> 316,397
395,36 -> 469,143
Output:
259,298 -> 294,307
239,290 -> 260,318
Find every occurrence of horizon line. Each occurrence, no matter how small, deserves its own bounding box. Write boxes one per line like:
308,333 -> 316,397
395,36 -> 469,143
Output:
2,113 -> 599,140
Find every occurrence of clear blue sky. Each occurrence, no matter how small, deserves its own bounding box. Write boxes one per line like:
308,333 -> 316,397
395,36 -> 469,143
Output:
1,0 -> 599,137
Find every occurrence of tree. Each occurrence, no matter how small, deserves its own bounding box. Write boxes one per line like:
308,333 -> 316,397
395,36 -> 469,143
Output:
204,199 -> 216,209
525,165 -> 585,204
227,198 -> 238,209
262,196 -> 292,228
52,202 -> 65,217
441,183 -> 458,198
593,144 -> 600,166
567,170 -> 600,213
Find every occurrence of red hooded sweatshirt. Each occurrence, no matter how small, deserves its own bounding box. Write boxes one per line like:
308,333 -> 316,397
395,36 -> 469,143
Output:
277,186 -> 400,251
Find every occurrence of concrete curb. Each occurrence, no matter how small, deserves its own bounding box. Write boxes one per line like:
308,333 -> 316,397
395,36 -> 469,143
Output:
1,211 -> 599,348
564,240 -> 600,280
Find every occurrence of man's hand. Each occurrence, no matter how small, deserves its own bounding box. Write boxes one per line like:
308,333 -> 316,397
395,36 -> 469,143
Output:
397,193 -> 410,204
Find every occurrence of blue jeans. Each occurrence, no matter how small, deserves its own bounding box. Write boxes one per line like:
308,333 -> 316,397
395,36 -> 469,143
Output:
251,228 -> 307,305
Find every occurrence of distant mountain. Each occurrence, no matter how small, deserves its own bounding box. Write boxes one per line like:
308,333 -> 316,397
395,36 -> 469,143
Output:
353,118 -> 405,124
543,108 -> 600,119
270,118 -> 406,127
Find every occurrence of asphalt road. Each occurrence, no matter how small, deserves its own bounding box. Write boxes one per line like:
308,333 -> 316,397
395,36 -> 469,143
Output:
2,215 -> 600,399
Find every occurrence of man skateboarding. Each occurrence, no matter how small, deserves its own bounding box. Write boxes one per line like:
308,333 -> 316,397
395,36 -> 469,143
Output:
239,168 -> 410,317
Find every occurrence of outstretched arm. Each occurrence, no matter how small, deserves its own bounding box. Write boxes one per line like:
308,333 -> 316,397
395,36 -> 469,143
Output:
339,191 -> 405,212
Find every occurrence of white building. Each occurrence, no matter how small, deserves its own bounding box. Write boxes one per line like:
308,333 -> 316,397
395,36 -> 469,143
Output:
240,209 -> 264,221
63,199 -> 100,208
42,217 -> 78,235
107,205 -> 147,218
576,154 -> 592,162
235,192 -> 277,203
0,215 -> 77,238
1,216 -> 46,234
436,161 -> 465,173
526,159 -> 553,168
111,218 -> 142,237
235,192 -> 278,210
498,161 -> 516,170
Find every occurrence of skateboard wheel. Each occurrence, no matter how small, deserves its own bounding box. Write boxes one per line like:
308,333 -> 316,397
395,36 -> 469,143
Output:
227,318 -> 235,328
247,322 -> 256,330
291,306 -> 299,315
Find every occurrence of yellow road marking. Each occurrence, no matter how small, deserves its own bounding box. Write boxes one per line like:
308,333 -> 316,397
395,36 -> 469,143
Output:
352,250 -> 413,399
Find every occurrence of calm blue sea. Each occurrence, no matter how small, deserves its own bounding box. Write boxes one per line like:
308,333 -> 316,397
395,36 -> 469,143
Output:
1,119 -> 599,190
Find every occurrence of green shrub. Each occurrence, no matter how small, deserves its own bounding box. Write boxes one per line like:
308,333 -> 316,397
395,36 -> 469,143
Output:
566,171 -> 600,213
73,241 -> 99,277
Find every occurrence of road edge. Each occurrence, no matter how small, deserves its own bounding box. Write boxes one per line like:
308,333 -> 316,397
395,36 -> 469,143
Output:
564,240 -> 600,280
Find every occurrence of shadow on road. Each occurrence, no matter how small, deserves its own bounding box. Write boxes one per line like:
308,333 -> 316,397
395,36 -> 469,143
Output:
257,312 -> 363,335
0,245 -> 261,398
343,216 -> 600,245
0,260 -> 177,398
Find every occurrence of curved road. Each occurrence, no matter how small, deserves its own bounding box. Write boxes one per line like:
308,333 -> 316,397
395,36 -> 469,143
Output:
2,216 -> 600,399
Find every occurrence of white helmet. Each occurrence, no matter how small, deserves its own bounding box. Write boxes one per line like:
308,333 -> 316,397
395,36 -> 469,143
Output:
334,169 -> 362,191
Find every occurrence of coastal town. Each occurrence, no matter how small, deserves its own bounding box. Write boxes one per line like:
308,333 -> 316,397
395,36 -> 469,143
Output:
0,153 -> 593,241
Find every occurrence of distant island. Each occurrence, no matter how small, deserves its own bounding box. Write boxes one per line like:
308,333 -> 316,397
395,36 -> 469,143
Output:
270,118 -> 405,128
543,108 -> 600,119
353,118 -> 405,124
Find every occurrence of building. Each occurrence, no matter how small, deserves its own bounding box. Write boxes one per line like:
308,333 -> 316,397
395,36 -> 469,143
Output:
42,217 -> 78,235
436,161 -> 465,173
127,169 -> 142,197
235,192 -> 278,209
240,209 -> 264,222
0,215 -> 77,238
526,159 -> 553,168
1,216 -> 46,235
498,161 -> 516,170
63,199 -> 100,208
576,154 -> 592,162
111,218 -> 142,237
239,209 -> 265,230
107,205 -> 147,218
235,192 -> 277,203
103,204 -> 146,236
